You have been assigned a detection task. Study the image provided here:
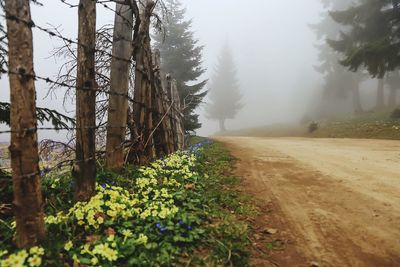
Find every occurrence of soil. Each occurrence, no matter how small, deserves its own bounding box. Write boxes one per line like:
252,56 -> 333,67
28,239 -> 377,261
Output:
217,137 -> 400,267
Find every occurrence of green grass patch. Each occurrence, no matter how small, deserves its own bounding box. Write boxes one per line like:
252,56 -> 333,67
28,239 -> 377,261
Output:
224,111 -> 400,140
0,139 -> 256,266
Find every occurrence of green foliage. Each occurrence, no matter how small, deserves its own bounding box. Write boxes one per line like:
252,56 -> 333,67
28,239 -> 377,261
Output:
154,0 -> 207,133
328,0 -> 398,78
311,0 -> 364,114
0,102 -> 75,129
0,140 -> 255,266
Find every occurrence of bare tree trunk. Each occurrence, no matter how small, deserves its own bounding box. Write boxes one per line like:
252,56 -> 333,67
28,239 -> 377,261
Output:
351,83 -> 363,114
219,119 -> 226,132
388,87 -> 397,108
74,0 -> 97,202
106,3 -> 133,171
376,79 -> 385,110
5,0 -> 45,248
132,0 -> 156,164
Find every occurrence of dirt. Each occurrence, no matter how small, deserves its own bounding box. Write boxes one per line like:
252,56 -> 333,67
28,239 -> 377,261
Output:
217,137 -> 400,267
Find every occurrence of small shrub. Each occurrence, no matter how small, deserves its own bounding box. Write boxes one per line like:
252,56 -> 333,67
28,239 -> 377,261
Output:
308,121 -> 319,133
390,108 -> 400,119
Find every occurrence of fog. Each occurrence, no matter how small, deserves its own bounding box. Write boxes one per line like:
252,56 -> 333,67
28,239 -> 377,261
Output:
1,0 -> 374,140
182,0 -> 323,135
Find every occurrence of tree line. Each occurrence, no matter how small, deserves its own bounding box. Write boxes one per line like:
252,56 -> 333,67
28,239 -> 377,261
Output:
311,0 -> 400,116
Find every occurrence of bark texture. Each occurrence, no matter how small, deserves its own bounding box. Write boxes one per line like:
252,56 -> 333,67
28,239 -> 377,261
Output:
106,3 -> 133,171
74,0 -> 97,202
152,50 -> 174,156
5,0 -> 45,248
168,79 -> 185,150
376,79 -> 385,110
132,0 -> 156,164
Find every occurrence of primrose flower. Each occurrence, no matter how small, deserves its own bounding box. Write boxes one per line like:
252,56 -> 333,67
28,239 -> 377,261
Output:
0,249 -> 29,267
29,247 -> 44,257
135,234 -> 148,245
92,243 -> 118,262
64,241 -> 73,251
121,229 -> 133,238
91,257 -> 99,265
27,254 -> 42,267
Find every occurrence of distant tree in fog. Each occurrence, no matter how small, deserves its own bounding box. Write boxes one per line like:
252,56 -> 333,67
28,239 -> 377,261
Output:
206,45 -> 243,132
154,0 -> 207,133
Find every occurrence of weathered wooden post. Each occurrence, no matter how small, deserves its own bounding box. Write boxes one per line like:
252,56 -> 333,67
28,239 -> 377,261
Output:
152,50 -> 174,156
74,0 -> 97,202
5,0 -> 46,248
132,0 -> 157,164
106,3 -> 134,171
170,79 -> 185,150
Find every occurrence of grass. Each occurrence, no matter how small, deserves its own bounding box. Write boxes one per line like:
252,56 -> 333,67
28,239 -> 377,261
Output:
0,138 -> 258,266
309,112 -> 400,140
224,111 -> 400,140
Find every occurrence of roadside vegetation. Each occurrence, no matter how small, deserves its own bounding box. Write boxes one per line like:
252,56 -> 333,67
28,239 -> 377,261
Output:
0,139 -> 260,267
224,110 -> 400,140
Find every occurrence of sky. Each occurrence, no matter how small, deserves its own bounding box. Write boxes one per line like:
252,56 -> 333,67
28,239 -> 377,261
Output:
0,0 -> 324,140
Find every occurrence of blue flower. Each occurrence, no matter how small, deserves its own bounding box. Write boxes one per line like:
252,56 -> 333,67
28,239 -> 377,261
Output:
155,223 -> 161,229
160,227 -> 168,232
187,226 -> 192,230
101,184 -> 107,189
178,220 -> 184,225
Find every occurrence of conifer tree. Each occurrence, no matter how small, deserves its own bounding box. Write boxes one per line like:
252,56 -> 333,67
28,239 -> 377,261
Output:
328,0 -> 397,78
311,0 -> 364,114
206,45 -> 242,132
154,0 -> 207,133
328,0 -> 397,109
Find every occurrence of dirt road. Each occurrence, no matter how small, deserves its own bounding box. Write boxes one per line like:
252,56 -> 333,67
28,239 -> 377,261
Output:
218,137 -> 400,267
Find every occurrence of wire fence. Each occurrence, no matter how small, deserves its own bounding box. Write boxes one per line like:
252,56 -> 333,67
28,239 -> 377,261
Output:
0,0 -> 185,180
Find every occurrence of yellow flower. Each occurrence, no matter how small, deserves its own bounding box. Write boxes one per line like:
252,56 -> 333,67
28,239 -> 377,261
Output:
135,234 -> 148,245
121,229 -> 133,237
72,254 -> 80,264
91,257 -> 99,265
27,255 -> 42,267
64,241 -> 73,251
29,247 -> 44,256
107,235 -> 115,242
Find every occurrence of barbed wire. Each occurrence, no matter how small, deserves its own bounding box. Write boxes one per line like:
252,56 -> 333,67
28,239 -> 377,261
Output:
1,0 -> 184,180
0,139 -> 131,179
58,0 -> 136,29
3,68 -> 184,117
2,11 -> 132,64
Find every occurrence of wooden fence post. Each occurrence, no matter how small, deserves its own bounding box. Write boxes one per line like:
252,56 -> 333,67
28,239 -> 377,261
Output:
74,0 -> 97,202
106,3 -> 133,171
152,50 -> 174,156
169,79 -> 185,150
132,0 -> 156,164
5,0 -> 46,248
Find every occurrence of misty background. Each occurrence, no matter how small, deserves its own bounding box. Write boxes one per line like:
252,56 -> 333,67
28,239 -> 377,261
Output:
1,0 -> 352,140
